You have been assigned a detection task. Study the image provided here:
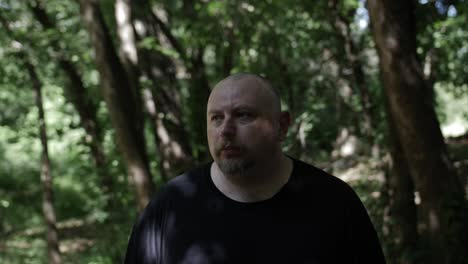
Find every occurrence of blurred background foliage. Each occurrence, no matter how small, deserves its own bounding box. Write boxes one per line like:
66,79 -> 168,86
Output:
0,0 -> 467,263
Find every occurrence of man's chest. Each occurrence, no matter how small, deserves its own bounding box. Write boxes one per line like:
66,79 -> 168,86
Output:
160,200 -> 346,264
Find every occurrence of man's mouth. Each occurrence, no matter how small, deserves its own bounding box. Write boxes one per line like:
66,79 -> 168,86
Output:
220,146 -> 242,156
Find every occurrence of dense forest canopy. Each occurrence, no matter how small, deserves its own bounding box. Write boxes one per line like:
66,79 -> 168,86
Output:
0,0 -> 467,263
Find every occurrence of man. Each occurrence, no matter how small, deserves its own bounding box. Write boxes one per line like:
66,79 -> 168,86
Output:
125,73 -> 386,263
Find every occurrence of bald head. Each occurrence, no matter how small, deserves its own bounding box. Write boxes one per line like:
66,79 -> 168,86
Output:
209,73 -> 281,116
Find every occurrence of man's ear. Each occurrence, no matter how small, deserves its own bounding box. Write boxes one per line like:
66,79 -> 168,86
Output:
278,111 -> 291,141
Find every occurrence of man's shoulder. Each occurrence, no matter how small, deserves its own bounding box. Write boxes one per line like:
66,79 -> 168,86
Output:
167,163 -> 210,188
290,158 -> 356,197
148,163 -> 211,204
133,164 -> 212,229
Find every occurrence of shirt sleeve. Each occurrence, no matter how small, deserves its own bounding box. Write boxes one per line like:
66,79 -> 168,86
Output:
344,187 -> 387,263
124,192 -> 167,264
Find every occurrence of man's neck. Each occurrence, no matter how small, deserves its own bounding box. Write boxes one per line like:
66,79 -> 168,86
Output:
210,154 -> 293,203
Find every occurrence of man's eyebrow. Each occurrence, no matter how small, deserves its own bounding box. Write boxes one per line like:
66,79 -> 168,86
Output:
207,109 -> 221,114
233,105 -> 256,111
208,105 -> 256,113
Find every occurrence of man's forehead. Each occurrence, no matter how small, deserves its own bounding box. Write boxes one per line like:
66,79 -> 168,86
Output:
207,74 -> 281,115
211,75 -> 274,98
208,79 -> 269,107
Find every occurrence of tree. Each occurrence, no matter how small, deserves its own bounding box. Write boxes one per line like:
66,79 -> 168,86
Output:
385,110 -> 419,264
26,54 -> 63,264
0,14 -> 62,264
28,0 -> 114,201
78,0 -> 154,210
327,0 -> 376,148
117,0 -> 193,179
367,1 -> 468,263
2,0 -> 467,261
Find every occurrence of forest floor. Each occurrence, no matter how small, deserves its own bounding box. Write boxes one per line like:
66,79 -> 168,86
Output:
0,214 -> 130,263
1,217 -> 117,263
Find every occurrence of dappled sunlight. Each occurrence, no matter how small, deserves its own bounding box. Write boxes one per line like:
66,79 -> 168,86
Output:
59,238 -> 94,254
332,157 -> 385,184
1,0 -> 467,263
179,243 -> 227,263
0,217 -> 105,261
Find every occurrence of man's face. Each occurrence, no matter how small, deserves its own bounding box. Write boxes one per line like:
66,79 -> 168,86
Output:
207,77 -> 286,175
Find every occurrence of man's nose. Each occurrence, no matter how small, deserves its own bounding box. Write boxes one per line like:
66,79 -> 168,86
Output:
220,118 -> 236,138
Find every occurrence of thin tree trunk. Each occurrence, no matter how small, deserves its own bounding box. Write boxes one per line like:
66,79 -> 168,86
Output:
29,1 -> 113,198
26,60 -> 62,264
58,60 -> 113,195
222,26 -> 235,76
115,0 -> 140,96
79,0 -> 154,210
0,14 -> 62,264
328,0 -> 375,143
181,0 -> 211,163
132,1 -> 194,175
142,88 -> 168,182
368,1 -> 468,263
386,109 -> 419,264
188,48 -> 212,162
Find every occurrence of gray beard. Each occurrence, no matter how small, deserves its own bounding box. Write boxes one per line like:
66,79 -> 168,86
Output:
217,158 -> 254,175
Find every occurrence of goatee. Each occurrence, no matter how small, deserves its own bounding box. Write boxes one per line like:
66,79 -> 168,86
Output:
215,141 -> 254,175
217,158 -> 253,175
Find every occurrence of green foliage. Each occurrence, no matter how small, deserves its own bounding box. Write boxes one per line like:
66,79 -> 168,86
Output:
1,0 -> 467,263
139,37 -> 180,59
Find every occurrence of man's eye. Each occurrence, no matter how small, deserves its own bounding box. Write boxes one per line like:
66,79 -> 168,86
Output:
211,115 -> 223,122
237,112 -> 253,120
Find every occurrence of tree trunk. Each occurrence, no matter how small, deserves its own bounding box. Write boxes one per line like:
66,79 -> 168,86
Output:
188,48 -> 212,162
0,13 -> 62,264
78,0 -> 154,210
26,60 -> 62,264
29,1 -> 114,198
132,1 -> 194,176
367,1 -> 468,263
386,110 -> 419,264
221,26 -> 235,76
58,59 -> 113,195
150,2 -> 211,164
328,0 -> 375,144
115,0 -> 140,97
181,0 -> 212,163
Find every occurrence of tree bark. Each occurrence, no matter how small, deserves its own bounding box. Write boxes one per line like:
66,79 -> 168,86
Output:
367,1 -> 468,263
29,1 -> 113,198
386,109 -> 419,264
221,26 -> 235,76
78,0 -> 154,210
132,1 -> 194,176
188,47 -> 212,162
328,0 -> 375,143
152,1 -> 211,163
115,0 -> 141,97
58,59 -> 113,195
26,60 -> 62,264
0,14 -> 62,264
